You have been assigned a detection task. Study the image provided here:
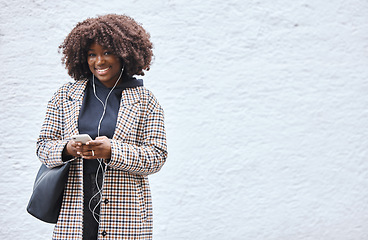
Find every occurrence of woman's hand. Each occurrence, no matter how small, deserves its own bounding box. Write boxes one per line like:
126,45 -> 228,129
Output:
81,136 -> 112,160
65,140 -> 83,158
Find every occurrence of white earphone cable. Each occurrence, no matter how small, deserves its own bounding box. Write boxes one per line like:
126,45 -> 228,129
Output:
92,66 -> 124,137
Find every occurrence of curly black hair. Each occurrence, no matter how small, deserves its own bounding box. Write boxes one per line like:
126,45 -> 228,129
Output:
59,14 -> 153,80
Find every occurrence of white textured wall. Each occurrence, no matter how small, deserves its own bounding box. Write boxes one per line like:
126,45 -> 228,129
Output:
1,0 -> 368,239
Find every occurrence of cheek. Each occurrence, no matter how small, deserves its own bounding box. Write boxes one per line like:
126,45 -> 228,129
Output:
87,59 -> 94,70
112,57 -> 123,68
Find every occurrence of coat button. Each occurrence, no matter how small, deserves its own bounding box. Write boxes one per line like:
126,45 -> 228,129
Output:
104,199 -> 109,204
102,230 -> 107,237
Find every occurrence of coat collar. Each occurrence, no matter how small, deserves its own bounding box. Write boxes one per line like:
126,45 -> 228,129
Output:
67,79 -> 142,105
67,80 -> 88,102
64,79 -> 141,138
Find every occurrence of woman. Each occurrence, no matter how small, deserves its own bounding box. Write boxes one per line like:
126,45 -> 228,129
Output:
37,14 -> 167,240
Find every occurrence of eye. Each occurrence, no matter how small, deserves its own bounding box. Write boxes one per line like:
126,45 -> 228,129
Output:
104,51 -> 112,55
88,53 -> 96,57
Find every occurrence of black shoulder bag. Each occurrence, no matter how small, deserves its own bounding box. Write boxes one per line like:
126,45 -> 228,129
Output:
27,162 -> 70,224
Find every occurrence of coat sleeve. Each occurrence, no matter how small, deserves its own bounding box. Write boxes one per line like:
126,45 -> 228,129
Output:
36,87 -> 71,168
108,100 -> 168,175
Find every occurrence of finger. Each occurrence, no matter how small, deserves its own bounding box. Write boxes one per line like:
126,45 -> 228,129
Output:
69,140 -> 77,147
73,142 -> 83,149
82,150 -> 95,156
76,148 -> 82,156
81,145 -> 97,153
82,150 -> 96,159
86,140 -> 104,146
95,136 -> 107,140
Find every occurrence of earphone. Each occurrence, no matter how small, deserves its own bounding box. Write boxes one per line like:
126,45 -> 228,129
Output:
88,66 -> 125,223
92,66 -> 124,137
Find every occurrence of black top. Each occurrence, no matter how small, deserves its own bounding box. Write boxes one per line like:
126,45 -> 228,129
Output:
78,76 -> 143,173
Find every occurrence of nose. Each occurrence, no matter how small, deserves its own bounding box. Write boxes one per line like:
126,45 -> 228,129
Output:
96,55 -> 105,65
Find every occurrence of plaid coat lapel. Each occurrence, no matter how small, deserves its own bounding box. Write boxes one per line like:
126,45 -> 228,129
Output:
64,80 -> 87,136
113,87 -> 140,141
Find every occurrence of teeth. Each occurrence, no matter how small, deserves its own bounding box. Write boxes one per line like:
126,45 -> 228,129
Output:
96,67 -> 110,73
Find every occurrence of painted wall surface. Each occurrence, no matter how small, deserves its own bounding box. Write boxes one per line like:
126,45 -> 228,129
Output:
1,0 -> 368,239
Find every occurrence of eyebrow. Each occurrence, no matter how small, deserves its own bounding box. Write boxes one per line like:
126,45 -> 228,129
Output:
88,46 -> 110,51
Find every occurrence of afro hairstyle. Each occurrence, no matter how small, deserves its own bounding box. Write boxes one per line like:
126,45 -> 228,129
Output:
59,14 -> 153,80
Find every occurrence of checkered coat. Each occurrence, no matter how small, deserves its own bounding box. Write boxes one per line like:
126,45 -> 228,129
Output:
36,80 -> 167,240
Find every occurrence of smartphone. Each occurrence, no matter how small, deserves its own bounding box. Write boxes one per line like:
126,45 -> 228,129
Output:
71,134 -> 92,144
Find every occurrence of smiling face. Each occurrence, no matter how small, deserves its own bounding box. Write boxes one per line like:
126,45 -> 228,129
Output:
87,43 -> 123,88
